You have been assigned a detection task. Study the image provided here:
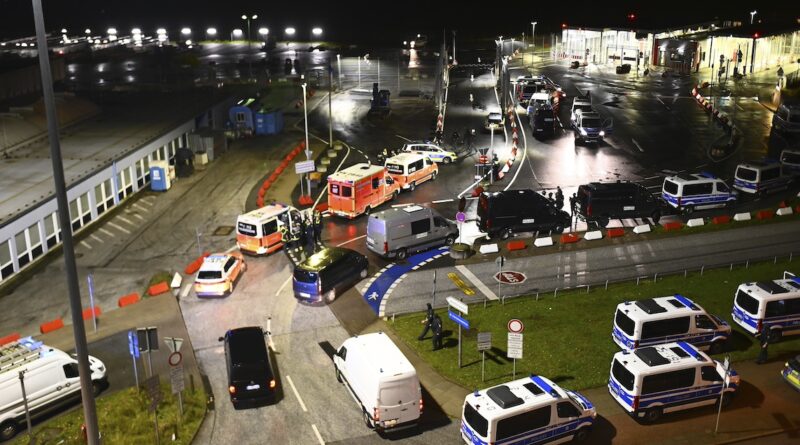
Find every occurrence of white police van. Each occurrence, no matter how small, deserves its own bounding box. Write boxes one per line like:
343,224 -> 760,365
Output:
608,341 -> 739,423
461,375 -> 596,445
733,161 -> 794,196
613,294 -> 731,354
780,149 -> 800,175
661,172 -> 736,213
731,272 -> 800,341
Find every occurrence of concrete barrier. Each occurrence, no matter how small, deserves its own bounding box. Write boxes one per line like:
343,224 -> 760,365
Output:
584,230 -> 603,241
170,272 -> 182,289
0,333 -> 21,346
687,218 -> 704,228
756,210 -> 774,220
663,222 -> 683,231
507,240 -> 526,251
148,281 -> 170,296
607,228 -> 625,238
479,244 -> 499,254
777,207 -> 793,216
712,215 -> 731,225
534,237 -> 553,247
40,318 -> 64,334
560,233 -> 580,244
118,293 -> 140,307
82,306 -> 101,320
734,212 -> 751,221
633,224 -> 651,234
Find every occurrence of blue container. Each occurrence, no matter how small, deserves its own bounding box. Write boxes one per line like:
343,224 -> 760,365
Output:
150,165 -> 169,191
255,110 -> 284,135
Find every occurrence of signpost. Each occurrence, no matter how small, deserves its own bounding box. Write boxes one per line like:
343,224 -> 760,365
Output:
456,211 -> 466,244
145,375 -> 162,445
507,319 -> 524,379
87,274 -> 97,333
127,330 -> 140,388
447,296 -> 469,368
715,355 -> 731,434
164,337 -> 185,416
295,160 -> 316,201
495,256 -> 506,301
137,327 -> 159,377
477,332 -> 492,382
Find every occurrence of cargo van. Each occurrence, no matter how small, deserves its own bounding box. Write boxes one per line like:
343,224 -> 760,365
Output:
733,161 -> 794,196
575,181 -> 663,227
661,172 -> 736,213
477,190 -> 570,239
385,152 -> 438,191
333,332 -> 422,433
293,247 -> 369,304
0,338 -> 107,441
731,272 -> 800,341
366,205 -> 458,260
612,294 -> 731,353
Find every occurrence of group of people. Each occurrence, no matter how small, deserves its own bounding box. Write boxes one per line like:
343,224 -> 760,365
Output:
290,210 -> 323,256
418,303 -> 443,351
546,186 -> 564,210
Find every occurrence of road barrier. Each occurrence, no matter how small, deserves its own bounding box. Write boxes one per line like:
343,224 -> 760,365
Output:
560,233 -> 580,244
584,230 -> 603,241
148,281 -> 170,296
734,212 -> 752,221
607,228 -> 625,238
663,221 -> 683,231
687,218 -> 704,228
712,215 -> 731,225
82,306 -> 101,320
184,252 -> 210,275
117,293 -> 140,307
0,333 -> 21,346
39,318 -> 64,334
507,240 -> 526,251
756,210 -> 774,220
534,236 -> 553,247
777,207 -> 793,216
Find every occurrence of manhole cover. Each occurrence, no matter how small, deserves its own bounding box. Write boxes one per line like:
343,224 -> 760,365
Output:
213,226 -> 234,236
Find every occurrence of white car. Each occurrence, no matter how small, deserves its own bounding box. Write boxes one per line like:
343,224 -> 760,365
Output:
485,112 -> 505,131
401,143 -> 458,164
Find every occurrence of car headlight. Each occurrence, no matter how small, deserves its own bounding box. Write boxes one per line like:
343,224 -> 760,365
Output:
580,128 -> 588,136
599,130 -> 605,137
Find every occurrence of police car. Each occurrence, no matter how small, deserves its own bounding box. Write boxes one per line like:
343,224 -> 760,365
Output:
782,354 -> 800,391
401,143 -> 458,164
194,252 -> 247,297
608,341 -> 739,423
461,375 -> 596,444
661,172 -> 737,213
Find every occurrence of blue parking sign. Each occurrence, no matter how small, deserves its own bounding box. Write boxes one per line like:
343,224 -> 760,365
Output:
128,330 -> 140,358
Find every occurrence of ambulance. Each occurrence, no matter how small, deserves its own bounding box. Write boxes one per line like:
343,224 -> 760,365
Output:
385,152 -> 438,191
327,163 -> 400,218
236,204 -> 303,254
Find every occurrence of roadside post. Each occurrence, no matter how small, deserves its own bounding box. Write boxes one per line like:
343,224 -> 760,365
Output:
507,319 -> 524,379
456,211 -> 466,245
18,370 -> 32,437
295,160 -> 315,198
447,296 -> 470,368
165,336 -> 185,417
87,273 -> 97,333
715,354 -> 731,434
137,326 -> 159,378
128,330 -> 140,388
431,269 -> 437,307
495,256 -> 506,302
477,332 -> 492,382
145,375 -> 162,445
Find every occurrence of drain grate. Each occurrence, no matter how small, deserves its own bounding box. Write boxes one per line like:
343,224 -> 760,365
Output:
213,226 -> 234,236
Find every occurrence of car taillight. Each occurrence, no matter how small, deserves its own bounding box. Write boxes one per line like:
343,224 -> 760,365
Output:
633,395 -> 639,411
269,379 -> 276,389
587,204 -> 592,216
384,242 -> 388,254
229,385 -> 236,395
419,398 -> 424,412
374,407 -> 380,421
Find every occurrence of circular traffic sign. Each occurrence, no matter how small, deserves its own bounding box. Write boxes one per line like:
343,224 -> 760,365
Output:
508,319 -> 524,333
494,270 -> 526,285
456,211 -> 466,223
168,351 -> 183,367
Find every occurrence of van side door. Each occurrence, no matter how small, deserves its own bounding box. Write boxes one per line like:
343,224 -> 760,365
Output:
556,400 -> 584,437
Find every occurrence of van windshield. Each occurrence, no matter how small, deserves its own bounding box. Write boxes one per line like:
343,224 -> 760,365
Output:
663,180 -> 679,195
612,359 -> 635,391
615,309 -> 635,336
736,290 -> 759,314
293,269 -> 318,283
737,167 -> 757,181
463,402 -> 489,438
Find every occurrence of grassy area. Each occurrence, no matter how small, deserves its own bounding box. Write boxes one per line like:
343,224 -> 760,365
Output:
14,383 -> 205,445
390,259 -> 800,391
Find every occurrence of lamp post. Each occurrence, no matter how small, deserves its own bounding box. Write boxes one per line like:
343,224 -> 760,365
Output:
312,27 -> 323,39
452,30 -> 457,65
231,28 -> 242,41
258,27 -> 269,42
337,54 -> 342,89
206,27 -> 217,39
241,14 -> 257,78
750,10 -> 757,25
531,21 -> 537,64
301,83 -> 311,195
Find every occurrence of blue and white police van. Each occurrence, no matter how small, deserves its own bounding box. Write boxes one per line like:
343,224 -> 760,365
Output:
461,375 -> 596,445
608,341 -> 739,423
613,294 -> 731,354
780,149 -> 800,175
732,272 -> 800,341
733,161 -> 794,196
661,172 -> 737,213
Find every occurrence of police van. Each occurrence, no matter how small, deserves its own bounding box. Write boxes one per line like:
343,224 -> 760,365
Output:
608,341 -> 739,423
661,172 -> 737,213
731,272 -> 800,341
780,149 -> 800,175
733,161 -> 794,196
461,375 -> 596,445
613,294 -> 731,353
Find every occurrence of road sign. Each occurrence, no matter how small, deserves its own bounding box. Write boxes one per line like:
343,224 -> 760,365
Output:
145,375 -> 161,412
508,319 -> 524,333
137,327 -> 159,352
446,296 -> 469,314
494,271 -> 527,285
477,332 -> 492,351
128,330 -> 140,359
507,332 -> 523,359
170,364 -> 185,394
295,160 -> 316,174
164,337 -> 184,354
456,211 -> 466,223
448,310 -> 470,330
168,352 -> 183,367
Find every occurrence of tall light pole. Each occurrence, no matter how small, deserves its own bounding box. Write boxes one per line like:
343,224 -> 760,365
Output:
301,83 -> 311,196
750,10 -> 757,25
452,30 -> 457,65
337,54 -> 342,89
206,27 -> 217,39
531,21 -> 537,67
241,14 -> 257,78
32,0 -> 100,443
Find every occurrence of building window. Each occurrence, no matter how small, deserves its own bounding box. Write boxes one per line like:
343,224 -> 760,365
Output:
70,198 -> 81,231
0,240 -> 12,281
123,167 -> 133,195
28,223 -> 42,260
45,212 -> 59,248
80,193 -> 91,225
95,184 -> 106,215
15,231 -> 29,268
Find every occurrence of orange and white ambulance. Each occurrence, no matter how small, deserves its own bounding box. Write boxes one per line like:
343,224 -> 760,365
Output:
327,163 -> 400,218
385,152 -> 438,191
236,204 -> 303,255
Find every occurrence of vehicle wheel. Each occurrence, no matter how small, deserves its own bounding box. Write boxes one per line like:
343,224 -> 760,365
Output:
573,427 -> 590,442
443,157 -> 453,164
364,206 -> 372,216
445,235 -> 456,246
396,248 -> 408,260
410,182 -> 417,191
432,171 -> 438,180
500,228 -> 513,240
598,216 -> 610,228
392,190 -> 399,200
769,329 -> 782,343
335,366 -> 342,383
553,223 -> 565,234
651,210 -> 661,224
0,421 -> 18,442
643,407 -> 662,423
92,380 -> 102,396
324,288 -> 336,304
684,205 -> 695,215
363,410 -> 374,429
708,341 -> 723,355
359,268 -> 368,279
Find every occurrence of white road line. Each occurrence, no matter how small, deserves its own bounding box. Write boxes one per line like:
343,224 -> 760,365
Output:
311,424 -> 325,445
286,375 -> 308,412
132,213 -> 145,221
275,276 -> 292,297
336,234 -> 366,247
391,203 -> 412,208
107,222 -> 131,235
225,245 -> 238,253
89,234 -> 104,243
455,265 -> 498,300
631,139 -> 645,153
138,199 -> 154,207
132,203 -> 149,212
98,228 -> 115,237
431,199 -> 453,204
80,240 -> 92,250
117,216 -> 135,226
180,282 -> 193,298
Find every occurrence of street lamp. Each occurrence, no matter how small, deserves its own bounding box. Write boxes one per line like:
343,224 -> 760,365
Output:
258,27 -> 269,37
337,54 -> 342,89
241,14 -> 258,78
300,83 -> 311,197
84,28 -> 91,36
107,27 -> 117,42
231,28 -> 243,40
206,27 -> 217,38
285,27 -> 296,37
531,21 -> 537,60
181,27 -> 191,36
312,27 -> 323,37
750,10 -> 757,24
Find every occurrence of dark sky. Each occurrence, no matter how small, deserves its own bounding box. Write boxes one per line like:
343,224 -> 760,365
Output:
1,0 -> 796,46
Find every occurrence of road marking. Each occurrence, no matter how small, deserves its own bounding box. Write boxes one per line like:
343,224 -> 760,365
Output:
432,199 -> 453,204
455,265 -> 498,300
132,213 -> 145,221
447,271 -> 475,296
132,203 -> 149,212
138,199 -> 154,207
80,240 -> 92,250
98,227 -> 115,237
286,375 -> 308,412
276,276 -> 292,297
180,282 -> 192,298
89,234 -> 104,243
225,245 -> 238,253
391,203 -> 412,208
311,424 -> 325,445
107,222 -> 131,235
631,139 -> 645,152
117,216 -> 135,226
336,234 -> 366,247
395,134 -> 413,142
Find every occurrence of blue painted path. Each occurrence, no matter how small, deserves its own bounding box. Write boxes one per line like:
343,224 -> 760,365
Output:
363,247 -> 448,314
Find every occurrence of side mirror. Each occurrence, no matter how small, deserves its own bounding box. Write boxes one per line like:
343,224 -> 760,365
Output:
217,336 -> 225,342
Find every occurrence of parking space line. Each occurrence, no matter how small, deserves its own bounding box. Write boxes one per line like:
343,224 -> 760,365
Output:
432,199 -> 453,204
89,234 -> 104,243
138,198 -> 154,207
275,276 -> 292,297
98,227 -> 114,237
311,424 -> 325,445
117,216 -> 136,226
80,240 -> 92,250
132,213 -> 145,221
336,234 -> 366,247
107,222 -> 131,235
132,203 -> 149,212
286,375 -> 308,412
455,265 -> 498,300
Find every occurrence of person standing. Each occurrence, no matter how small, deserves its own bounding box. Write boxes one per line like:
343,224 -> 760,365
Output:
569,192 -> 577,216
418,303 -> 434,340
304,222 -> 316,255
756,324 -> 770,364
555,186 -> 564,210
312,210 -> 322,243
431,314 -> 443,351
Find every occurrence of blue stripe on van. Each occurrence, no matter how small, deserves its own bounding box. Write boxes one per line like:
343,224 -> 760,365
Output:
676,341 -> 704,361
612,326 -> 636,349
672,294 -> 695,309
530,376 -> 555,397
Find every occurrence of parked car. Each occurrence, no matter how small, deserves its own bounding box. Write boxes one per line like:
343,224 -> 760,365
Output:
782,354 -> 800,391
616,64 -> 632,74
570,61 -> 581,69
573,111 -> 605,145
485,112 -> 505,131
195,252 -> 247,297
574,181 -> 665,227
293,247 -> 369,303
401,143 -> 458,164
219,326 -> 278,409
478,189 -> 570,239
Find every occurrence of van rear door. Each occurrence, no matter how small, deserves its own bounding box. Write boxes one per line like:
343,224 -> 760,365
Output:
378,377 -> 420,427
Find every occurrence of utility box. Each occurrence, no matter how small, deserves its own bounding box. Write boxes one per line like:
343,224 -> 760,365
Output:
150,160 -> 172,191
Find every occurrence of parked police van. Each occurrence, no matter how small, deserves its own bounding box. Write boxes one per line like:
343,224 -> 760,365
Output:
608,341 -> 739,423
661,172 -> 736,213
575,181 -> 664,228
613,294 -> 731,353
780,149 -> 800,175
733,160 -> 794,196
732,272 -> 800,341
0,337 -> 107,440
366,205 -> 458,260
477,190 -> 570,239
461,375 -> 596,445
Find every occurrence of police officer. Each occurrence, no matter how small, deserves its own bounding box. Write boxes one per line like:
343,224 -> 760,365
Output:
418,303 -> 434,340
431,314 -> 443,351
555,186 -> 564,210
313,210 -> 322,243
756,324 -> 770,364
304,222 -> 316,255
569,193 -> 577,217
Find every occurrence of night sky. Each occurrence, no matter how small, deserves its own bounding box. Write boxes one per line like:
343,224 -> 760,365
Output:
0,0 -> 795,46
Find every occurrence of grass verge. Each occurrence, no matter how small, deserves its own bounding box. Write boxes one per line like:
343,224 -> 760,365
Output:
390,259 -> 800,391
13,383 -> 205,445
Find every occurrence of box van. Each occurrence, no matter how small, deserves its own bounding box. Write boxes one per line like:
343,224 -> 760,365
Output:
461,375 -> 596,445
613,294 -> 731,353
236,204 -> 302,255
575,181 -> 663,227
733,161 -> 794,196
731,272 -> 800,341
328,163 -> 400,218
293,247 -> 369,304
772,102 -> 800,134
477,190 -> 570,239
385,152 -> 438,191
780,149 -> 800,175
366,205 -> 458,260
661,172 -> 736,213
528,103 -> 557,137
0,338 -> 107,441
333,332 -> 422,433
608,341 -> 739,423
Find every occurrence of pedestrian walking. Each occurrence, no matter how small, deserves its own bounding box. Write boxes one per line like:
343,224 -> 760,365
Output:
756,324 -> 771,364
418,303 -> 434,340
431,314 -> 443,351
569,193 -> 577,216
555,186 -> 564,209
313,210 -> 322,243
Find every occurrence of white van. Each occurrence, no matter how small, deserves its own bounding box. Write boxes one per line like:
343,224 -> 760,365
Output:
0,337 -> 107,441
731,272 -> 800,341
608,342 -> 739,423
780,149 -> 800,175
366,205 -> 458,260
612,294 -> 731,353
461,375 -> 596,445
333,332 -> 422,432
661,172 -> 736,213
385,152 -> 438,191
733,161 -> 794,195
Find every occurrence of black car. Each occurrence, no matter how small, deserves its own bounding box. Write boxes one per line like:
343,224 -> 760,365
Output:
574,181 -> 664,228
477,189 -> 570,239
616,64 -> 632,74
219,326 -> 278,409
293,247 -> 369,304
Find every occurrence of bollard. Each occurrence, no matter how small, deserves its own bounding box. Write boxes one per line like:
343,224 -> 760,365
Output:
605,280 -> 609,290
586,285 -> 590,294
636,277 -> 641,285
774,256 -> 777,264
730,263 -> 733,271
746,260 -> 749,269
536,292 -> 539,301
654,273 -> 658,283
392,314 -> 395,323
684,269 -> 688,278
701,266 -> 705,276
554,288 -> 559,298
